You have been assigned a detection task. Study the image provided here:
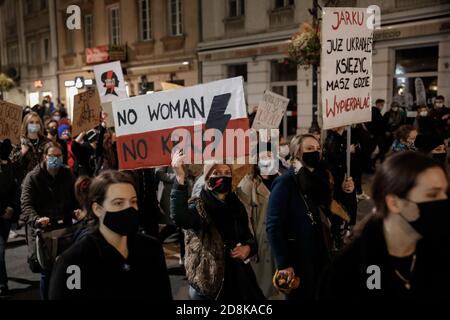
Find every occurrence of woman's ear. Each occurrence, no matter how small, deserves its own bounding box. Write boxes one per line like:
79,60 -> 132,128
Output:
385,194 -> 401,214
92,202 -> 104,219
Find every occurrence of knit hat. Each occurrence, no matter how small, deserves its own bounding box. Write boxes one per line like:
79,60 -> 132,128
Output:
414,134 -> 444,153
58,124 -> 70,139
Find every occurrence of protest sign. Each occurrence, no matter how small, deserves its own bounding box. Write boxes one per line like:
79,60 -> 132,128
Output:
93,61 -> 128,103
252,90 -> 289,129
0,101 -> 22,144
161,82 -> 184,91
321,7 -> 373,129
72,89 -> 102,137
113,77 -> 250,170
101,102 -> 114,128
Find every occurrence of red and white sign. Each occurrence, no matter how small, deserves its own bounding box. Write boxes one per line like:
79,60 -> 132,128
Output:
86,46 -> 109,64
113,77 -> 249,169
321,7 -> 373,129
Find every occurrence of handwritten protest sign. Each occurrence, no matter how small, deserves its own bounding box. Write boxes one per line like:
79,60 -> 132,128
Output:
252,90 -> 289,129
72,89 -> 102,137
0,101 -> 22,144
101,102 -> 114,128
93,61 -> 128,104
113,77 -> 249,170
321,7 -> 373,129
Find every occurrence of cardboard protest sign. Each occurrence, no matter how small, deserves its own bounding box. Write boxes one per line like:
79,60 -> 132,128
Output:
101,102 -> 114,128
72,89 -> 102,137
321,7 -> 373,129
0,101 -> 22,144
93,61 -> 128,103
113,77 -> 250,170
252,90 -> 289,129
161,82 -> 184,91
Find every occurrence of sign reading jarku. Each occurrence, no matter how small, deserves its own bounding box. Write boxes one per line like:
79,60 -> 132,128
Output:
112,77 -> 250,170
321,7 -> 373,129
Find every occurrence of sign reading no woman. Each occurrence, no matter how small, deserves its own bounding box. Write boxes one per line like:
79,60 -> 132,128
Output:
113,77 -> 249,170
321,7 -> 373,129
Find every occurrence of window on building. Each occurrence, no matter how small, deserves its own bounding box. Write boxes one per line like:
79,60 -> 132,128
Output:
393,45 -> 439,109
5,1 -> 16,24
42,38 -> 50,62
271,59 -> 297,82
139,0 -> 152,41
28,40 -> 37,64
275,0 -> 294,8
24,0 -> 34,15
229,0 -> 245,17
227,64 -> 248,82
66,29 -> 74,54
84,14 -> 93,48
7,45 -> 18,66
40,0 -> 48,10
169,0 -> 183,36
270,59 -> 297,137
109,5 -> 121,45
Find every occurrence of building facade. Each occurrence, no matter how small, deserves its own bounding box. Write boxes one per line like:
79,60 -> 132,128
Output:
0,0 -> 59,107
56,0 -> 200,117
199,0 -> 450,135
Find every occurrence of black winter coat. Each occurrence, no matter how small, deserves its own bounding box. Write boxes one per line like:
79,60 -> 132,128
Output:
49,230 -> 172,300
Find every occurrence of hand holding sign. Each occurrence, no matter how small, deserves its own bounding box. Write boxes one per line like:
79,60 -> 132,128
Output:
172,150 -> 186,185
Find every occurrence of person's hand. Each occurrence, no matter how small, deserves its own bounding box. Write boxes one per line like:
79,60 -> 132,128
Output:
36,217 -> 50,226
75,131 -> 86,143
21,144 -> 29,156
342,176 -> 355,194
277,267 -> 296,282
74,209 -> 87,221
350,144 -> 356,154
230,244 -> 251,260
2,207 -> 13,220
171,150 -> 186,185
442,114 -> 450,120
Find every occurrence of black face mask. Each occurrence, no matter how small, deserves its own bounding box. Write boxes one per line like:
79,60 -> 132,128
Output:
103,207 -> 139,236
301,151 -> 321,169
208,176 -> 232,194
47,128 -> 58,136
432,153 -> 447,164
406,199 -> 450,239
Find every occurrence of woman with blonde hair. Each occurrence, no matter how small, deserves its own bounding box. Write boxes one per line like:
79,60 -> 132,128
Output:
10,112 -> 49,183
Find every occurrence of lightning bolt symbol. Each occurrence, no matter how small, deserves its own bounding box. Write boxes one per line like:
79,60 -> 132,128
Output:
205,93 -> 232,134
199,93 -> 232,155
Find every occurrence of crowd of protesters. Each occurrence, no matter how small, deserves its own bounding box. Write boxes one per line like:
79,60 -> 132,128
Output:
0,93 -> 448,301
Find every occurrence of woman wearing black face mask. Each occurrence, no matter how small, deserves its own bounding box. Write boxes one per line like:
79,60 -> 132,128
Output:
319,151 -> 450,299
49,170 -> 172,300
266,134 -> 355,300
171,151 -> 264,300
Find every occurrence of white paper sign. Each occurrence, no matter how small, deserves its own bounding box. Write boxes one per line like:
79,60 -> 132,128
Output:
93,61 -> 128,104
252,90 -> 289,129
321,7 -> 373,129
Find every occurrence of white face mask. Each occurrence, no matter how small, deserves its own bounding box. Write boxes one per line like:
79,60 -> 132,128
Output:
279,145 -> 290,158
392,107 -> 399,112
435,102 -> 444,108
420,111 -> 428,117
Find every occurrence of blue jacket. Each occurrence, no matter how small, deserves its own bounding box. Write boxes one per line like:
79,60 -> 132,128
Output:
266,169 -> 330,299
